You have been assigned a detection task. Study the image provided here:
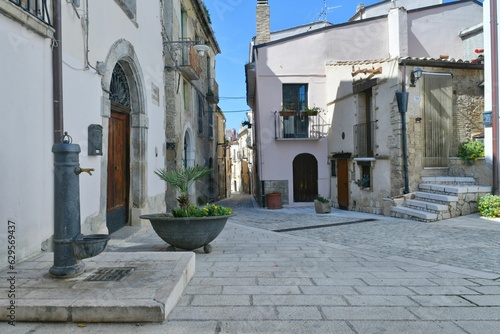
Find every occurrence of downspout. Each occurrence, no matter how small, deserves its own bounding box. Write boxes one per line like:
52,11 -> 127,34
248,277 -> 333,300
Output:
401,63 -> 410,194
491,0 -> 499,194
52,0 -> 64,143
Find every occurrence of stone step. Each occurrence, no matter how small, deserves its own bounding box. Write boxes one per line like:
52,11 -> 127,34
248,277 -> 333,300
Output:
391,206 -> 438,222
415,191 -> 459,203
420,176 -> 476,185
419,184 -> 492,195
406,199 -> 449,213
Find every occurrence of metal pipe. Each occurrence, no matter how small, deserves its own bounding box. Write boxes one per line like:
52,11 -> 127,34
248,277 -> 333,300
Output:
491,0 -> 499,194
401,64 -> 409,194
52,0 -> 63,143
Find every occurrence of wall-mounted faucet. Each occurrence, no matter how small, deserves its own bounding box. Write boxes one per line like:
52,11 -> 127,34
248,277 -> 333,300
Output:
75,167 -> 95,175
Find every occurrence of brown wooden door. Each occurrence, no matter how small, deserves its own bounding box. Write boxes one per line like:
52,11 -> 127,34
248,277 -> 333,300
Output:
293,153 -> 318,202
337,159 -> 349,210
106,106 -> 130,233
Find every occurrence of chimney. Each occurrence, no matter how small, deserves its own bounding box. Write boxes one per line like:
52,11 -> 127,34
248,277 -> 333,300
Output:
256,0 -> 270,44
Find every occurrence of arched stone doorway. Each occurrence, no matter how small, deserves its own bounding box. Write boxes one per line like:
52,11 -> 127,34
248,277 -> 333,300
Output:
106,63 -> 131,233
98,39 -> 148,233
293,153 -> 318,202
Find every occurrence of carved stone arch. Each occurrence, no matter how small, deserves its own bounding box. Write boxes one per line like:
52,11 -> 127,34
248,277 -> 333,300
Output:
99,39 -> 148,230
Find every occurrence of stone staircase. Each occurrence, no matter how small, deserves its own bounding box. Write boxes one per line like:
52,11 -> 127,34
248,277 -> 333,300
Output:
390,177 -> 491,222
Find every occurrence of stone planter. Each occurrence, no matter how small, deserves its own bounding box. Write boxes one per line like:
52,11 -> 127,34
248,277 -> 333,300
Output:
314,200 -> 331,214
140,214 -> 233,253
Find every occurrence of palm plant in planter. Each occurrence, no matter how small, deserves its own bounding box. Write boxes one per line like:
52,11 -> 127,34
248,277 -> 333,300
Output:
140,165 -> 233,253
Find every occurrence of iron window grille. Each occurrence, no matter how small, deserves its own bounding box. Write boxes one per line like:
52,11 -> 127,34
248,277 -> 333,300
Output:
9,0 -> 51,25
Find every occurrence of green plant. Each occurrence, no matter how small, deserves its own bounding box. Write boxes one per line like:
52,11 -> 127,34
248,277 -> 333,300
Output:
314,195 -> 329,203
203,203 -> 233,216
201,1 -> 212,24
478,194 -> 500,218
154,165 -> 232,217
458,140 -> 484,164
304,106 -> 323,116
355,175 -> 370,188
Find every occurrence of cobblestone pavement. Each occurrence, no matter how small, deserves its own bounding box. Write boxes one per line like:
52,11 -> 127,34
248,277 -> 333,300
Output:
219,193 -> 500,275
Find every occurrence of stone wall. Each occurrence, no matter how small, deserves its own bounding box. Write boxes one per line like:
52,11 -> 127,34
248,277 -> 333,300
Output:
263,180 -> 289,205
451,69 -> 484,156
448,157 -> 492,186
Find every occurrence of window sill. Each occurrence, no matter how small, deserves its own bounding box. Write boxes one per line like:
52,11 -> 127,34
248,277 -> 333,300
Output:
0,1 -> 54,38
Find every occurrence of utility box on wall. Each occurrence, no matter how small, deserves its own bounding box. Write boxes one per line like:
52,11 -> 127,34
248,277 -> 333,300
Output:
88,124 -> 103,156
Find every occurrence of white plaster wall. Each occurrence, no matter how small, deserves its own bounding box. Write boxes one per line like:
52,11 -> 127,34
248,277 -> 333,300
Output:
59,1 -> 165,223
0,19 -> 54,268
0,0 -> 166,268
407,2 -> 483,59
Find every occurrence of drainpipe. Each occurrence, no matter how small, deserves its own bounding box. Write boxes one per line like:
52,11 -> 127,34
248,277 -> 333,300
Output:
52,0 -> 64,143
396,62 -> 410,194
491,0 -> 499,194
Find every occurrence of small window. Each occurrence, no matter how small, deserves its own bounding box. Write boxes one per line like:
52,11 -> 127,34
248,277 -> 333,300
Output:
361,165 -> 371,188
331,160 -> 336,177
356,161 -> 371,189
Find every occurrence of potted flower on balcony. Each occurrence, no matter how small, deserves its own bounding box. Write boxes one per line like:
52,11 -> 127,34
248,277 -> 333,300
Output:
303,106 -> 322,116
140,165 -> 233,253
314,195 -> 331,214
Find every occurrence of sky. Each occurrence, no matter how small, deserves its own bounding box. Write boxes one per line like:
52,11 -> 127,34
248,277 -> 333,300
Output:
204,0 -> 467,132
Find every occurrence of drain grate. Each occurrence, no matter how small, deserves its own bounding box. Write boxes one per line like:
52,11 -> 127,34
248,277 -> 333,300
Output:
85,267 -> 136,281
273,218 -> 377,232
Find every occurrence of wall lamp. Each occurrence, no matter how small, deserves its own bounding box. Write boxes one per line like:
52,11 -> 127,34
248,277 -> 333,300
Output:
410,67 -> 424,86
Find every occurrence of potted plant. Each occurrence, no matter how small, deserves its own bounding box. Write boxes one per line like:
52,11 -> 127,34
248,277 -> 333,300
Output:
140,165 -> 234,253
303,106 -> 322,116
314,195 -> 331,214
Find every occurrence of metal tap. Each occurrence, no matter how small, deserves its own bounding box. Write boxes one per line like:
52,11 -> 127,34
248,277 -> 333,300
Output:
75,167 -> 95,175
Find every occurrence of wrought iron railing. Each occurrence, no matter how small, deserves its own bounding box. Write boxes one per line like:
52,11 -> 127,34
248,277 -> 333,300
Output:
274,111 -> 328,139
353,121 -> 376,157
9,0 -> 51,25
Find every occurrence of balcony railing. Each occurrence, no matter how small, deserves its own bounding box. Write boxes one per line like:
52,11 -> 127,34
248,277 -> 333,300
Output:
274,110 -> 328,140
353,121 -> 376,157
179,40 -> 201,81
206,78 -> 219,104
9,0 -> 51,25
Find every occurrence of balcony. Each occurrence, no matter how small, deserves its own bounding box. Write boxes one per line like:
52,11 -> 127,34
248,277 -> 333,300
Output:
178,42 -> 201,81
207,78 -> 219,104
353,121 -> 376,157
274,110 -> 328,140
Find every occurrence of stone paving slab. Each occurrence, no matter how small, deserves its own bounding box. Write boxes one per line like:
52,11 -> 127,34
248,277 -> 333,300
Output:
2,194 -> 500,333
0,252 -> 195,323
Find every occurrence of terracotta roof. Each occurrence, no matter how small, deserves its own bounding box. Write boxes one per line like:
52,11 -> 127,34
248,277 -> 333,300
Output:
326,58 -> 395,66
400,56 -> 484,65
326,56 -> 484,67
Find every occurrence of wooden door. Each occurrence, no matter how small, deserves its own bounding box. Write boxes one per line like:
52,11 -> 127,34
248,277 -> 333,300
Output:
337,159 -> 349,210
422,73 -> 452,167
106,106 -> 130,233
293,153 -> 318,202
